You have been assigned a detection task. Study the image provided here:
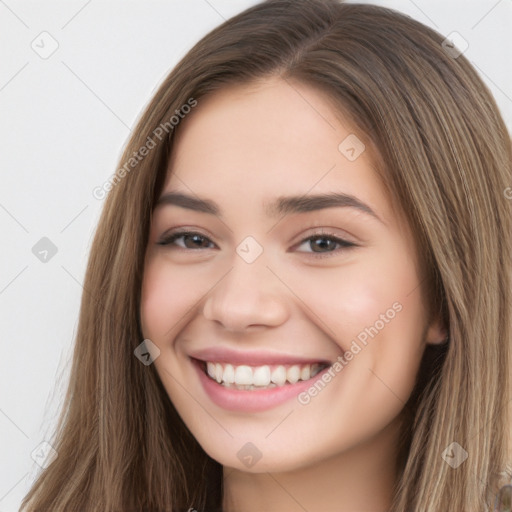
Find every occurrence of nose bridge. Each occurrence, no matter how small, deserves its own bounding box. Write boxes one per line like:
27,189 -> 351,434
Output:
202,245 -> 289,330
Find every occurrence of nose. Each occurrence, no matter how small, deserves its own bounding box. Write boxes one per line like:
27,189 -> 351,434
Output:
202,254 -> 289,332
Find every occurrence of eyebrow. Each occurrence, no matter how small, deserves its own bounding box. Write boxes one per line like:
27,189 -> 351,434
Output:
155,191 -> 382,222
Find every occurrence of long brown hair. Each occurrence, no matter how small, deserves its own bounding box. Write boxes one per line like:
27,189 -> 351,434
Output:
21,1 -> 511,510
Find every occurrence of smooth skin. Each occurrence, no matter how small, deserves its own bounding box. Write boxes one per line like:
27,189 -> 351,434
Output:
140,77 -> 446,512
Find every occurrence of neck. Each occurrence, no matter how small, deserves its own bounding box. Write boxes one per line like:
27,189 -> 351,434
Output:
222,419 -> 401,512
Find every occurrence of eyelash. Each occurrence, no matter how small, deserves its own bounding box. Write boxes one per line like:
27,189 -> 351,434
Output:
157,230 -> 357,259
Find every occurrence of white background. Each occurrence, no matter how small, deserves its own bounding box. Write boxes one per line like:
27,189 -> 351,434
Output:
1,1 -> 511,510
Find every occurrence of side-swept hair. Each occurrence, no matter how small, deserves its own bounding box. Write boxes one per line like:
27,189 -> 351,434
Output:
22,1 -> 511,510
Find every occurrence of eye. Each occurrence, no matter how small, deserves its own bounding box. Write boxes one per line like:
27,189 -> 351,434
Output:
157,229 -> 356,256
295,233 -> 356,257
157,230 -> 216,250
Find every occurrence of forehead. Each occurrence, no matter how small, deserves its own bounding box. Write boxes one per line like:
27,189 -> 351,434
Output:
169,78 -> 349,167
163,77 -> 394,225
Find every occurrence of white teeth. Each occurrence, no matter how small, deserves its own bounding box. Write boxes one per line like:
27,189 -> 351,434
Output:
207,362 -> 216,379
300,365 -> 311,381
234,365 -> 253,386
215,363 -> 223,383
253,365 -> 271,386
223,363 -> 235,384
287,365 -> 300,384
270,365 -> 287,386
205,361 -> 327,389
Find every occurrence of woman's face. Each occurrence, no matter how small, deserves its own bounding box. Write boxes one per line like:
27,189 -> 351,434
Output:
140,77 -> 445,473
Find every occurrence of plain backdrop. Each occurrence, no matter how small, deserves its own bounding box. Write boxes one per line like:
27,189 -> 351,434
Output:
1,1 -> 511,510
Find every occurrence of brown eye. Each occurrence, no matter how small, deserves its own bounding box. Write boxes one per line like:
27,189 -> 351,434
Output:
158,231 -> 215,249
308,236 -> 339,252
296,234 -> 356,255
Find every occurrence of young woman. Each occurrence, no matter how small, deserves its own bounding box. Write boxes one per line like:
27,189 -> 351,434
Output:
21,1 -> 511,511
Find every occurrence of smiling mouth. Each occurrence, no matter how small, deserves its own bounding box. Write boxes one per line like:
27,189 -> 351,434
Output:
199,360 -> 330,390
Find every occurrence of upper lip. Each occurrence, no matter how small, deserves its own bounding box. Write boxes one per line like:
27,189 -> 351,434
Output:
189,347 -> 332,366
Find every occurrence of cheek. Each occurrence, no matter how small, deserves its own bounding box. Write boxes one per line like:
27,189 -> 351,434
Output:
287,243 -> 427,397
345,254 -> 427,408
286,248 -> 425,344
367,290 -> 427,403
140,256 -> 209,340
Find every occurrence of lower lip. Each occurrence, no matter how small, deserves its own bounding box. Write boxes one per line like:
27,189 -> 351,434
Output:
192,359 -> 329,412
